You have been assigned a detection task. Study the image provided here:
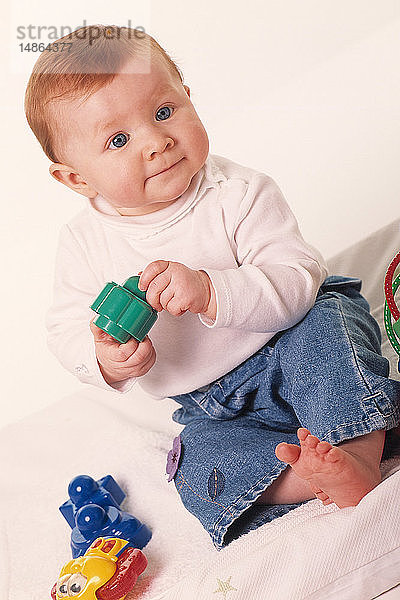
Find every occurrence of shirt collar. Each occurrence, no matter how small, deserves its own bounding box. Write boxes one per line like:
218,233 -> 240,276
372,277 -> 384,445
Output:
202,153 -> 227,188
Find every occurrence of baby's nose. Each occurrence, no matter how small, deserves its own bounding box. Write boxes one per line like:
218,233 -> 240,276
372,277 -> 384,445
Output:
142,133 -> 174,161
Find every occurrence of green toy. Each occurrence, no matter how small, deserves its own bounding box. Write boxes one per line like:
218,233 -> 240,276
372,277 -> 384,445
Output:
90,276 -> 158,343
384,251 -> 400,363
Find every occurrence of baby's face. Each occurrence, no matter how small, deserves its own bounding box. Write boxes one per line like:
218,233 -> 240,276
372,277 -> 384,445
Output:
53,55 -> 209,215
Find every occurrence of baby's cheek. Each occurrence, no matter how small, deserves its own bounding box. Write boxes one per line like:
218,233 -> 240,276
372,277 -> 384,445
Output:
186,120 -> 209,161
109,171 -> 141,202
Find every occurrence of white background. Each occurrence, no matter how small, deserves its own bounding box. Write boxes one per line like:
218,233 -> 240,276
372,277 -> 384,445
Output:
0,0 -> 399,428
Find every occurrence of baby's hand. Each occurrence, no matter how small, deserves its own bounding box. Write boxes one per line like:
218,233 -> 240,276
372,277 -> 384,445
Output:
138,260 -> 216,320
90,320 -> 156,385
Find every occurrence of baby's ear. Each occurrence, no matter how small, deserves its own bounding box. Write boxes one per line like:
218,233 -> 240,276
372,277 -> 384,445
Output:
49,163 -> 97,199
183,84 -> 191,98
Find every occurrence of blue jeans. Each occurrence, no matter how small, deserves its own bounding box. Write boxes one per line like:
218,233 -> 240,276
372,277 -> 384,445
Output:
169,276 -> 400,549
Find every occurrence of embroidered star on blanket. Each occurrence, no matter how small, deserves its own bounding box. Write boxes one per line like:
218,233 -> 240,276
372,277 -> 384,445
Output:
213,576 -> 237,598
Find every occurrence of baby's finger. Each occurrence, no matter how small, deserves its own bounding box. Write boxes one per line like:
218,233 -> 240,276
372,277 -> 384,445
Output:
120,336 -> 154,368
159,286 -> 175,311
127,344 -> 156,377
145,270 -> 172,311
139,260 -> 169,291
110,336 -> 140,362
165,295 -> 187,317
90,320 -> 118,344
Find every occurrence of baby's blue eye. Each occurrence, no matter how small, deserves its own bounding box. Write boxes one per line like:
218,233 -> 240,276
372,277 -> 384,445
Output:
156,106 -> 173,121
109,133 -> 129,149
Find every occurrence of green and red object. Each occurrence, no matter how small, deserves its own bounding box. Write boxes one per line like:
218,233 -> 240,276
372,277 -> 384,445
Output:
384,251 -> 400,363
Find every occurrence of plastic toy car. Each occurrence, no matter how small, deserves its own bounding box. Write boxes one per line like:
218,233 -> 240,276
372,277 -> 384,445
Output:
59,475 -> 152,558
51,536 -> 147,600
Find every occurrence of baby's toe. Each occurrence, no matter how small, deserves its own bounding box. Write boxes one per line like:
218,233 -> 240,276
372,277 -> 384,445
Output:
297,428 -> 311,442
275,442 -> 301,464
322,498 -> 334,505
316,441 -> 332,455
304,434 -> 320,450
310,483 -> 329,501
325,446 -> 341,463
315,491 -> 330,501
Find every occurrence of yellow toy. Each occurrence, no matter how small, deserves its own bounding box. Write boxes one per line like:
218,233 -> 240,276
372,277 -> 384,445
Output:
51,536 -> 147,600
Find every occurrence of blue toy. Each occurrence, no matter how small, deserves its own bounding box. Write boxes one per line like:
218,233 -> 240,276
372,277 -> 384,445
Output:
59,475 -> 152,558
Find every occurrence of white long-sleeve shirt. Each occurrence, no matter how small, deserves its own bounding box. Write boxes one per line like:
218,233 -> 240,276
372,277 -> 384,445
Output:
46,153 -> 328,398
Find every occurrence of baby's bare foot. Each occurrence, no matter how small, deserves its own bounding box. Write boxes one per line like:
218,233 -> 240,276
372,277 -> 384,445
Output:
275,428 -> 384,507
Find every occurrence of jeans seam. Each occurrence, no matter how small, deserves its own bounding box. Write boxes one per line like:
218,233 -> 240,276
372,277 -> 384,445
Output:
212,461 -> 288,544
321,418 -> 373,441
362,390 -> 400,417
318,403 -> 396,444
215,381 -> 224,396
336,296 -> 374,396
259,349 -> 273,357
176,471 -> 184,493
194,385 -> 247,419
189,391 -> 204,405
188,392 -> 217,418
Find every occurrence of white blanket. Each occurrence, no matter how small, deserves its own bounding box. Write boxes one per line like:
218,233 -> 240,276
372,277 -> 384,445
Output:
1,219 -> 400,600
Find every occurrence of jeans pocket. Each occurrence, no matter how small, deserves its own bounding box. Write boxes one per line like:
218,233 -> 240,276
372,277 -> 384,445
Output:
318,275 -> 371,313
199,387 -> 251,420
319,275 -> 362,295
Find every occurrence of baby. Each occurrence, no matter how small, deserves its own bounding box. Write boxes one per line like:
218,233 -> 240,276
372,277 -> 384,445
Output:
25,25 -> 400,548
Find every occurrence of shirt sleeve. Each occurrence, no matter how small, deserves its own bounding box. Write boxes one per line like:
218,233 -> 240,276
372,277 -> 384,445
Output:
46,224 -> 137,394
198,173 -> 328,333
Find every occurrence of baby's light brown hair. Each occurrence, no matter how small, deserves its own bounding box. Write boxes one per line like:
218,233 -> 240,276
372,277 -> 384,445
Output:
25,25 -> 184,163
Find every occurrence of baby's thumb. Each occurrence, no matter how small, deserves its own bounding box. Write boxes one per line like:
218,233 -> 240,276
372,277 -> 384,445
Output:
90,319 -> 112,343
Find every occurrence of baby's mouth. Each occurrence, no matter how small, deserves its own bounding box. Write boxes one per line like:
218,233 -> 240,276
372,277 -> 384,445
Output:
149,157 -> 184,178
